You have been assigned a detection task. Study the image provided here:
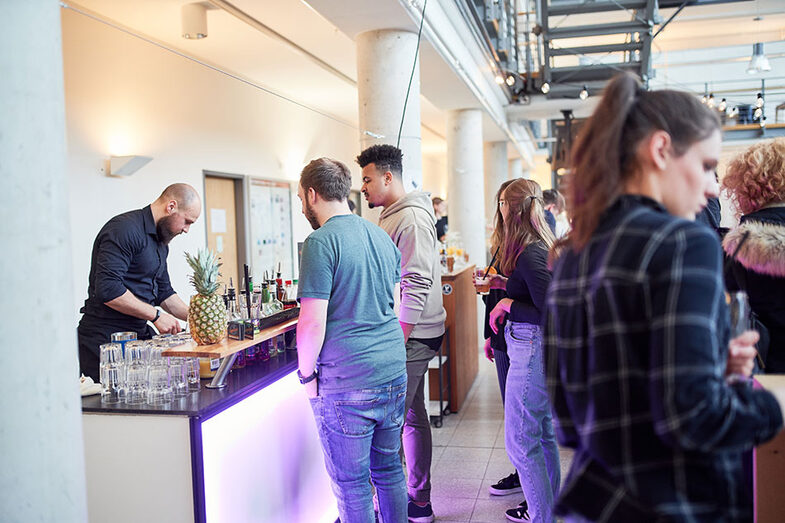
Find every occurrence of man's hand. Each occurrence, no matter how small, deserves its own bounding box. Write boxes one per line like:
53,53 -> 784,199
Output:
400,321 -> 415,343
726,330 -> 759,378
154,311 -> 182,334
483,338 -> 494,362
303,379 -> 318,399
489,298 -> 512,335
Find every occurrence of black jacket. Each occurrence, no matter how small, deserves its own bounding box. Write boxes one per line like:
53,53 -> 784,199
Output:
724,206 -> 785,372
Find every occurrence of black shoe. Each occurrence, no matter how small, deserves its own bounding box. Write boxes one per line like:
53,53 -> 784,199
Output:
504,500 -> 530,522
489,471 -> 522,496
407,497 -> 435,523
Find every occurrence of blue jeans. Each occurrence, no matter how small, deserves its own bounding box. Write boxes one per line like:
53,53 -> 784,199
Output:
310,373 -> 408,523
504,321 -> 560,522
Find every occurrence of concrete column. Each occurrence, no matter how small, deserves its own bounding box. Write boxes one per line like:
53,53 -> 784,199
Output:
509,157 -> 523,180
484,141 -> 508,226
0,2 -> 87,521
447,109 -> 485,266
356,30 -> 422,192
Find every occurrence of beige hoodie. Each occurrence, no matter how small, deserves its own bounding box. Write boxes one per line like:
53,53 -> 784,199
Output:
379,191 -> 447,340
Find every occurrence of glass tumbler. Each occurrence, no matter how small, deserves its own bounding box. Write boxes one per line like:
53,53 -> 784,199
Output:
186,357 -> 201,392
124,341 -> 149,404
146,363 -> 172,405
169,357 -> 189,397
729,291 -> 751,338
100,342 -> 125,404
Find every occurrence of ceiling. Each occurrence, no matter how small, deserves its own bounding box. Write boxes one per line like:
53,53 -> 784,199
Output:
65,0 -> 785,150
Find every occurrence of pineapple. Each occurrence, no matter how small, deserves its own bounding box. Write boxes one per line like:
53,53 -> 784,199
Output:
185,249 -> 227,345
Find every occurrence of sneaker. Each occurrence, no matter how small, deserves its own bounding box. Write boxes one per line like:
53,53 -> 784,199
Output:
407,498 -> 435,523
504,500 -> 530,522
489,471 -> 523,496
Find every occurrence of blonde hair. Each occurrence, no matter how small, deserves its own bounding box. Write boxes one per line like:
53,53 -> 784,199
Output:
722,138 -> 785,216
498,179 -> 555,276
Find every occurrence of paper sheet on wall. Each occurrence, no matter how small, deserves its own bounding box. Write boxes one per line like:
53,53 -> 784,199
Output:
210,209 -> 227,233
249,180 -> 294,282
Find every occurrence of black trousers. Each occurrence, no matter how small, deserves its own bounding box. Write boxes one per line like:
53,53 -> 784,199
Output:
77,316 -> 155,381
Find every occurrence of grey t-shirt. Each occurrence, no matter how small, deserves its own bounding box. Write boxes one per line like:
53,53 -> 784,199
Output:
298,214 -> 406,392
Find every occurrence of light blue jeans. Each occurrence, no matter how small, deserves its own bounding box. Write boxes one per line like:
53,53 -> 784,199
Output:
504,321 -> 560,522
310,373 -> 408,523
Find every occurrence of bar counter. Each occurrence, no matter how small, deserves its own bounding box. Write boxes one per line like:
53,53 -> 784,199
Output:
82,343 -> 337,523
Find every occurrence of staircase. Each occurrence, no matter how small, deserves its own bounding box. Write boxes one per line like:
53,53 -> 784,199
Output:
538,0 -> 659,99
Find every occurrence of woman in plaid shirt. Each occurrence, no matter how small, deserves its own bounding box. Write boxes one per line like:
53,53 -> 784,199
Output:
545,73 -> 785,522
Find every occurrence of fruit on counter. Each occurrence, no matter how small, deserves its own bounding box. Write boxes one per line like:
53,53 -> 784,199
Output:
185,248 -> 227,345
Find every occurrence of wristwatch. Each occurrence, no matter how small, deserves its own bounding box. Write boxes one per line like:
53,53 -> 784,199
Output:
152,309 -> 161,322
297,369 -> 318,385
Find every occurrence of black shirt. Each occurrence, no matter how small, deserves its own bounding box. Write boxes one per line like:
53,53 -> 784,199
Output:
505,242 -> 551,324
80,205 -> 176,324
435,216 -> 448,241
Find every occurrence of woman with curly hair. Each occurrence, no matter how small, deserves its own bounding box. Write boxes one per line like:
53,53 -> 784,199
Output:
722,137 -> 785,372
487,178 -> 558,522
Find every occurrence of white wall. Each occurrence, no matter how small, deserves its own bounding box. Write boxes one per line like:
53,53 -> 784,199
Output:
63,10 -> 364,322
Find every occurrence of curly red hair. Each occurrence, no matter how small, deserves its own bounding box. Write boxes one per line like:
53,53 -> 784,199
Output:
722,137 -> 785,215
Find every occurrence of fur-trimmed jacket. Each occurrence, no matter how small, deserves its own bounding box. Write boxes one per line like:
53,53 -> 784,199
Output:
724,206 -> 785,372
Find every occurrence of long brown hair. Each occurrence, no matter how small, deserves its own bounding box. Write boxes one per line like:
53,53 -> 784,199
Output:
498,179 -> 555,276
491,179 -> 516,260
565,73 -> 720,250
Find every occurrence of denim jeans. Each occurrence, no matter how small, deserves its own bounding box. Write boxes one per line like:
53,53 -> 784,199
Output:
310,373 -> 408,523
504,321 -> 560,522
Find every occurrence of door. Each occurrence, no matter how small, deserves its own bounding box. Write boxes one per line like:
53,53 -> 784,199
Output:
204,176 -> 239,291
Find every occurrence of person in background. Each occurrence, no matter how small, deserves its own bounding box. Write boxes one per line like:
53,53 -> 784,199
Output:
432,196 -> 448,243
543,189 -> 568,238
487,178 -> 559,522
546,73 -> 784,522
722,138 -> 785,373
348,198 -> 358,215
695,171 -> 722,236
475,180 -> 528,503
296,157 -> 407,523
77,184 -> 200,381
358,144 -> 446,523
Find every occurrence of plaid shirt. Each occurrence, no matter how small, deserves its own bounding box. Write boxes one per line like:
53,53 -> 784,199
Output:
545,195 -> 783,522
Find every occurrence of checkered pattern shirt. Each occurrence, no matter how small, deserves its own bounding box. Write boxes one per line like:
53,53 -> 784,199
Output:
545,195 -> 783,522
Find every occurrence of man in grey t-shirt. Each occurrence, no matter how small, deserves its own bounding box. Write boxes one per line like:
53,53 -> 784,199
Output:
296,157 -> 408,522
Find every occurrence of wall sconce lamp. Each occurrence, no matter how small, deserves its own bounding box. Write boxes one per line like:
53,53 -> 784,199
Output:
103,155 -> 153,177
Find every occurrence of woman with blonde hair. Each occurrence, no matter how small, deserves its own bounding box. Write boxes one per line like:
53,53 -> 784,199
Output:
723,137 -> 785,372
487,178 -> 558,522
545,72 -> 783,521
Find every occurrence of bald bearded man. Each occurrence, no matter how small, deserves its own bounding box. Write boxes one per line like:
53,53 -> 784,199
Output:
77,184 -> 201,380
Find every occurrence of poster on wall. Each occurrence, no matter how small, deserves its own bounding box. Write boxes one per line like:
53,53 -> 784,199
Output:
249,178 -> 294,283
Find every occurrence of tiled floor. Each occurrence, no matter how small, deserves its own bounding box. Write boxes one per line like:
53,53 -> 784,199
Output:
426,354 -> 573,522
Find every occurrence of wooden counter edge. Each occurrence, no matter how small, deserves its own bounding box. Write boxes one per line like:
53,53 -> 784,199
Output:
441,264 -> 475,280
161,318 -> 298,358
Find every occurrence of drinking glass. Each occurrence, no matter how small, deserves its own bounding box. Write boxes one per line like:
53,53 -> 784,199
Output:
146,364 -> 172,405
111,331 -> 137,358
100,343 -> 125,404
727,291 -> 753,384
124,341 -> 149,404
169,357 -> 189,397
186,358 -> 201,392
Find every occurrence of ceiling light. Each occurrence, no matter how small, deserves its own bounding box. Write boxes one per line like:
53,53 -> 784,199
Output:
579,85 -> 589,100
755,93 -> 764,108
754,107 -> 763,119
718,98 -> 727,112
541,82 -> 550,94
505,74 -> 516,87
495,74 -> 505,85
746,43 -> 771,74
701,95 -> 707,104
707,93 -> 716,108
182,3 -> 208,39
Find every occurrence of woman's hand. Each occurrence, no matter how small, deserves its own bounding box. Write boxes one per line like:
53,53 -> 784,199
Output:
489,274 -> 508,290
489,298 -> 512,334
726,330 -> 759,379
483,338 -> 494,362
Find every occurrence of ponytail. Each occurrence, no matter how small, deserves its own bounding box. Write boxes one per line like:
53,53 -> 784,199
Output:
565,73 -> 720,250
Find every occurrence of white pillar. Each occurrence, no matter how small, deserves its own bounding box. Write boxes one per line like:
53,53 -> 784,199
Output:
509,157 -> 523,180
0,2 -> 88,521
447,109 -> 485,266
484,141 -> 508,226
356,30 -> 423,192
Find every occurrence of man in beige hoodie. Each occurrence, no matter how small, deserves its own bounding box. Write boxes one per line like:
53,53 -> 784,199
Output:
358,144 -> 446,523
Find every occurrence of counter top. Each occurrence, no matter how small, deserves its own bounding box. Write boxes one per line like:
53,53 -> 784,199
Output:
82,351 -> 298,421
442,264 -> 475,279
161,317 -> 297,358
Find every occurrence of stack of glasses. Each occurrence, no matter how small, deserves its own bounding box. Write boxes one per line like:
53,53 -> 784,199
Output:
99,332 -> 201,405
